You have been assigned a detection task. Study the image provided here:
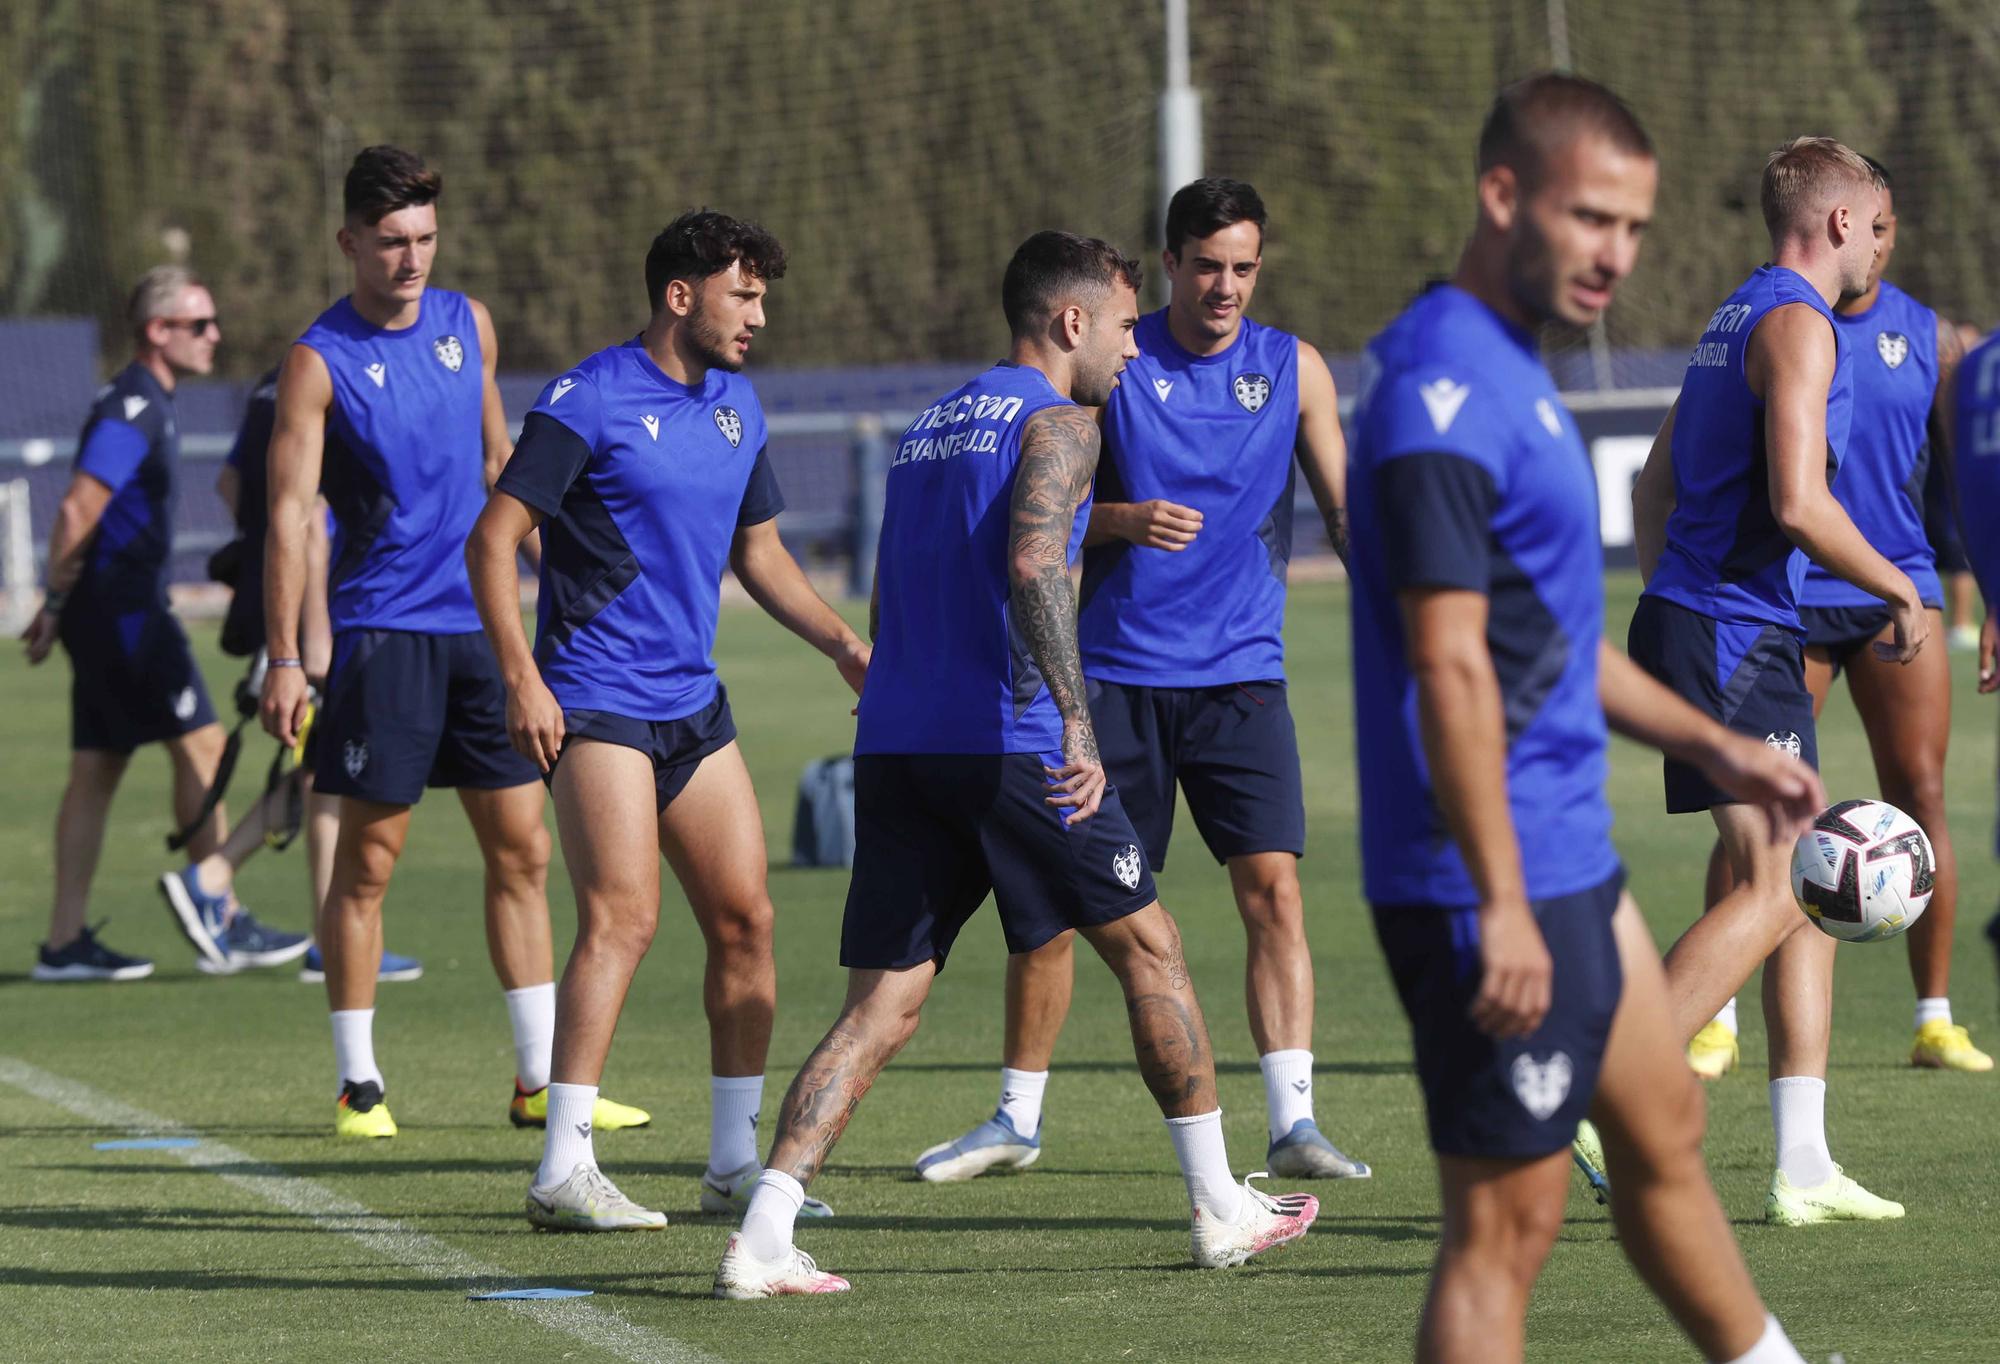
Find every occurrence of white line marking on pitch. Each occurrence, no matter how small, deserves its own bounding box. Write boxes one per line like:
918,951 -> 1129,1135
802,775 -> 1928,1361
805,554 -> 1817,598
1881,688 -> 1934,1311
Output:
0,1056 -> 718,1364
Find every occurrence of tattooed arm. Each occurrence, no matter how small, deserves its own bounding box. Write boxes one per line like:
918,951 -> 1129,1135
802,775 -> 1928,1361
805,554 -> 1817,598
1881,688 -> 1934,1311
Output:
1010,404 -> 1105,823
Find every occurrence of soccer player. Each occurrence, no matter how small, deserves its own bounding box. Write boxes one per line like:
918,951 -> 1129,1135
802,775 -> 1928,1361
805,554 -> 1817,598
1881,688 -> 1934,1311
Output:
260,146 -> 641,1138
1350,74 -> 1818,1364
1952,328 -> 2000,987
1629,138 -> 1917,1224
915,178 -> 1368,1184
467,210 -> 871,1230
23,266 -> 290,980
713,232 -> 1319,1298
1687,159 -> 1989,1078
158,365 -> 419,982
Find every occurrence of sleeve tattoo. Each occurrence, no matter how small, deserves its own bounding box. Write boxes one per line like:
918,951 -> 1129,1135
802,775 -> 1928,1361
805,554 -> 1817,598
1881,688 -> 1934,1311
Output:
1009,405 -> 1101,754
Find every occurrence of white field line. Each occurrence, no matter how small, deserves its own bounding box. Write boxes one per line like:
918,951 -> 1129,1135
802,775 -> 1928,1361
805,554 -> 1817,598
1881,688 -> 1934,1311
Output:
0,1056 -> 718,1364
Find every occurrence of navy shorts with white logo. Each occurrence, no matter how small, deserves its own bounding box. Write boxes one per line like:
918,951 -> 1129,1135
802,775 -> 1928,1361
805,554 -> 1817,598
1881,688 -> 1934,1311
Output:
61,604 -> 217,753
1087,677 -> 1306,871
1627,595 -> 1818,813
1371,871 -> 1625,1158
314,628 -> 539,804
840,751 -> 1159,972
547,687 -> 737,812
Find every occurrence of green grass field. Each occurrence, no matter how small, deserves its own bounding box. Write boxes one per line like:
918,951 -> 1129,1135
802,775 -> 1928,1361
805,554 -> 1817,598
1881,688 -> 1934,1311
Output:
3,576 -> 1998,1362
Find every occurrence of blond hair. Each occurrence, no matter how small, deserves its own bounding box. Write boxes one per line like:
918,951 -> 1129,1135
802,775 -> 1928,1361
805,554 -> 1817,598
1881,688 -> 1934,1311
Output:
1760,136 -> 1876,238
125,264 -> 204,343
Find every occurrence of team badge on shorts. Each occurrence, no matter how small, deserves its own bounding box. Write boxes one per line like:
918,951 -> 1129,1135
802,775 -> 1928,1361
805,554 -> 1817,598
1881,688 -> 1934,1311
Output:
1510,1052 -> 1573,1121
1232,373 -> 1271,413
1112,844 -> 1143,890
714,406 -> 743,448
343,740 -> 369,778
1766,731 -> 1803,759
1876,331 -> 1908,369
172,687 -> 197,721
432,335 -> 464,372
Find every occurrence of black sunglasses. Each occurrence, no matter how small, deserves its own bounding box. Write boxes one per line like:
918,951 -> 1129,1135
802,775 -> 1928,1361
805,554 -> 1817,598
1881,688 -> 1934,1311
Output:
163,316 -> 220,337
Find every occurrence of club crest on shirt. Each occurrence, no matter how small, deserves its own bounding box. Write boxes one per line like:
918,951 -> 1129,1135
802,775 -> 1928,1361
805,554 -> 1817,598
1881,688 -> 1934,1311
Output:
714,406 -> 743,448
1232,373 -> 1271,413
1112,844 -> 1143,890
1877,331 -> 1909,369
1765,731 -> 1802,759
432,334 -> 464,372
344,740 -> 369,778
172,686 -> 198,721
1510,1052 -> 1573,1121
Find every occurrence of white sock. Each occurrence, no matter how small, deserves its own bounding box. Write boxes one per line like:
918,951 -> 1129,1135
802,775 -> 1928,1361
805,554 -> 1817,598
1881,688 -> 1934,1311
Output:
1713,997 -> 1739,1035
504,982 -> 557,1092
1716,1313 -> 1807,1364
535,1082 -> 598,1188
1165,1110 -> 1243,1222
330,1009 -> 382,1092
1915,997 -> 1952,1029
997,1067 -> 1049,1139
741,1167 -> 805,1262
709,1075 -> 764,1177
1259,1049 -> 1315,1143
1769,1077 -> 1834,1188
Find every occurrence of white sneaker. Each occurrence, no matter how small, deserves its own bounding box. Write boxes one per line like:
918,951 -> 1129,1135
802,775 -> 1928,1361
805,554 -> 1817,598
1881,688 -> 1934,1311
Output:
1190,1172 -> 1320,1268
712,1232 -> 852,1299
698,1161 -> 835,1218
525,1164 -> 667,1232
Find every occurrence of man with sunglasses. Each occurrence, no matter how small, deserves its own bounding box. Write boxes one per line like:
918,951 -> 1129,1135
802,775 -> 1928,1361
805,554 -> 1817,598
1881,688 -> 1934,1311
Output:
26,266 -> 300,980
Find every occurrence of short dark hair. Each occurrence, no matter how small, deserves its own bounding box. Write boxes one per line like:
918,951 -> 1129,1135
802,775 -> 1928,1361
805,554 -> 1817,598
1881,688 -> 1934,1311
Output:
1477,73 -> 1654,187
1001,231 -> 1143,338
643,210 -> 787,312
1861,153 -> 1893,190
344,145 -> 442,226
1164,178 -> 1267,256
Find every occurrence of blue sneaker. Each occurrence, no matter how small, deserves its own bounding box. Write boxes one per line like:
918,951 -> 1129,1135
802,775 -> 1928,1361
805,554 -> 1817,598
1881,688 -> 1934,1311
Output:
158,866 -> 230,968
299,944 -> 424,984
1266,1119 -> 1372,1180
32,922 -> 154,982
193,909 -> 312,973
914,1111 -> 1041,1182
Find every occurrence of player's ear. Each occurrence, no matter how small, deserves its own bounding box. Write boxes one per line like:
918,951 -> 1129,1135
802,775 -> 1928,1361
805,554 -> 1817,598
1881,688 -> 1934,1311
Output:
336,224 -> 358,262
1477,164 -> 1519,234
1055,303 -> 1085,349
663,278 -> 695,320
1160,246 -> 1177,276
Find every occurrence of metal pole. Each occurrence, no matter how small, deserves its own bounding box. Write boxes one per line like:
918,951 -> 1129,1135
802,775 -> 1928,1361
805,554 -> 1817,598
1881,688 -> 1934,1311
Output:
1159,0 -> 1203,255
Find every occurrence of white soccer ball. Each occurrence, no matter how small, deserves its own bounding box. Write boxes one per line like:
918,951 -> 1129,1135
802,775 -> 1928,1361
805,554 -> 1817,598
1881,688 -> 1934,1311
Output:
1790,799 -> 1934,943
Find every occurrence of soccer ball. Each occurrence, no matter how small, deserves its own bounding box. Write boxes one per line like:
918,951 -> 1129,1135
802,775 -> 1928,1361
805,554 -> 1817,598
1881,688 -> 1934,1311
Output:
1790,799 -> 1934,943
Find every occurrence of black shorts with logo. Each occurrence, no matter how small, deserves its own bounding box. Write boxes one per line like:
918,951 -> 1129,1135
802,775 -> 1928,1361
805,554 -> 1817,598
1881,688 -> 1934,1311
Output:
546,688 -> 737,812
62,603 -> 217,754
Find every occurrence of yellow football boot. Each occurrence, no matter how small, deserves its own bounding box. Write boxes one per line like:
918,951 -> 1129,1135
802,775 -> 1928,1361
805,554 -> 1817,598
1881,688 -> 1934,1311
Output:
1766,1165 -> 1904,1226
1910,1020 -> 1994,1072
1687,1020 -> 1740,1080
335,1080 -> 397,1139
1570,1119 -> 1610,1204
509,1082 -> 652,1131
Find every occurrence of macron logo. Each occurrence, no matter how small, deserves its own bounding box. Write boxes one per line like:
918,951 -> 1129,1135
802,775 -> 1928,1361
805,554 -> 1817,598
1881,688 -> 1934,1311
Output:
364,362 -> 386,389
122,395 -> 149,421
549,377 -> 577,404
1152,377 -> 1173,402
1418,377 -> 1469,435
640,414 -> 660,441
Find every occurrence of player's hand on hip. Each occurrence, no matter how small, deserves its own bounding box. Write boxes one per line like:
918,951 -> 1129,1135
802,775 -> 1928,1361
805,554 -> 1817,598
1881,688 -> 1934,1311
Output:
834,639 -> 871,697
1044,723 -> 1107,825
260,664 -> 310,746
1873,587 -> 1930,663
1703,731 -> 1825,843
20,608 -> 56,665
1469,897 -> 1551,1039
1978,608 -> 2000,694
1126,499 -> 1203,551
507,675 -> 565,772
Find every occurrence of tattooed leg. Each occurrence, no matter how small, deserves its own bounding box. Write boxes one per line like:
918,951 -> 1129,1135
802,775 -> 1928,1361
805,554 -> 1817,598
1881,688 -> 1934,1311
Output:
765,964 -> 935,1186
1082,903 -> 1218,1118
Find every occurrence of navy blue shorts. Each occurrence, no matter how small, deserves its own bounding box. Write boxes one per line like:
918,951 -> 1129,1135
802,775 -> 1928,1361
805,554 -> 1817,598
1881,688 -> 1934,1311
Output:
1628,596 -> 1818,814
61,605 -> 218,753
1372,871 -> 1625,1158
1087,677 -> 1306,871
314,628 -> 539,805
840,751 -> 1159,972
1799,601 -> 1942,677
548,688 -> 737,812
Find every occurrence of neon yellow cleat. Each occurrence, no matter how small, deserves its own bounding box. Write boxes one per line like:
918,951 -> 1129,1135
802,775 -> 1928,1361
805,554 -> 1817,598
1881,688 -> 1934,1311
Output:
1571,1119 -> 1609,1204
1687,1020 -> 1739,1080
335,1080 -> 397,1139
1910,1021 -> 1994,1072
509,1083 -> 652,1131
1766,1166 -> 1904,1226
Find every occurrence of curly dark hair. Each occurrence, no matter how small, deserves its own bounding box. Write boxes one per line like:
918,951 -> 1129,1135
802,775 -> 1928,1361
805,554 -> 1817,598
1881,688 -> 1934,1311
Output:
344,145 -> 442,225
644,209 -> 788,312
